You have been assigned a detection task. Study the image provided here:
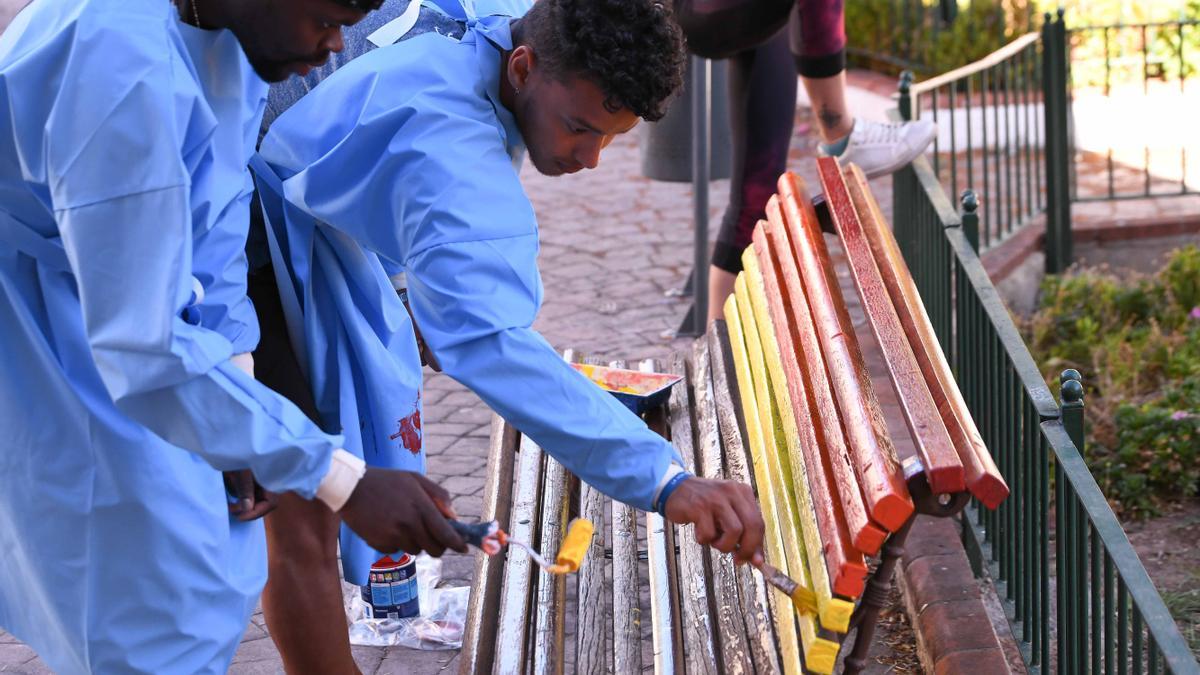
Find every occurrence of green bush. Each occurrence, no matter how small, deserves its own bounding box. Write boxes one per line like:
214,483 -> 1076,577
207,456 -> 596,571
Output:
1027,245 -> 1200,517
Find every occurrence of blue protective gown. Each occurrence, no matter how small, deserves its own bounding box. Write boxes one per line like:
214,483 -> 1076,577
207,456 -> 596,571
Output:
254,2 -> 685,580
0,0 -> 342,672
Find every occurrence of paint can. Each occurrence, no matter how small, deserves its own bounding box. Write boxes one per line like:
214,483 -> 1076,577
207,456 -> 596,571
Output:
360,553 -> 420,620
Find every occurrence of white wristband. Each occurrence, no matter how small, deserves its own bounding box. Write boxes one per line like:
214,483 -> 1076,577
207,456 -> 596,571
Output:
316,449 -> 367,512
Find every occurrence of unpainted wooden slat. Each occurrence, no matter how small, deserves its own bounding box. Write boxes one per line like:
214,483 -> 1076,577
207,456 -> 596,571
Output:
763,200 -> 885,556
691,337 -> 753,675
663,352 -> 718,675
608,359 -> 643,674
815,157 -> 966,495
729,285 -> 840,674
843,163 -> 1009,509
749,227 -> 871,603
493,432 -> 544,674
707,323 -> 782,675
532,453 -> 568,675
459,416 -> 520,675
776,172 -> 913,532
574,481 -> 607,675
638,355 -> 686,667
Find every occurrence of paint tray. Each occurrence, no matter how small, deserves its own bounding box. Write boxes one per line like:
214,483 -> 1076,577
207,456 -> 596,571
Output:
570,363 -> 683,415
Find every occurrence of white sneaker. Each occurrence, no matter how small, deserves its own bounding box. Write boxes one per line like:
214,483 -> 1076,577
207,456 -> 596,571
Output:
827,118 -> 937,179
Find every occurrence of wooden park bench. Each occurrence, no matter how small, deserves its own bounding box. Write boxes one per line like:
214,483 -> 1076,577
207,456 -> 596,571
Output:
458,158 -> 1009,674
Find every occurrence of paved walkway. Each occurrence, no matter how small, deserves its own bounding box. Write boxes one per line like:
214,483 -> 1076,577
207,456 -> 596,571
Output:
2,71 -> 946,675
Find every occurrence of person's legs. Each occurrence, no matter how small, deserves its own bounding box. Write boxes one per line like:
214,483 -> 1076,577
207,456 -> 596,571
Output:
707,31 -> 797,322
791,0 -> 936,178
248,267 -> 360,675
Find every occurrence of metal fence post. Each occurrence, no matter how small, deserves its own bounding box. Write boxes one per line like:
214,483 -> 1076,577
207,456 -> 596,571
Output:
690,55 -> 711,336
1060,368 -> 1085,452
1043,9 -> 1073,274
898,70 -> 914,122
961,190 -> 980,253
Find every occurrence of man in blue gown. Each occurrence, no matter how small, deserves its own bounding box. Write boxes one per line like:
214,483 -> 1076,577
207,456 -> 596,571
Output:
251,0 -> 767,669
0,0 -> 466,672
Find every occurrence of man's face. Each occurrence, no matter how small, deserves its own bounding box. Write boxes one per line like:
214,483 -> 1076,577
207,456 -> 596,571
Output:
513,65 -> 640,177
232,0 -> 366,83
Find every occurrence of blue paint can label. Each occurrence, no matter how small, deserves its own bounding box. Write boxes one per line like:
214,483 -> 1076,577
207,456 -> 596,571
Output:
360,554 -> 420,620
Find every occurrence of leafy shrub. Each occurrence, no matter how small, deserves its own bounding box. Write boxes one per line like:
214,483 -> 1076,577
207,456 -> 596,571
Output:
1027,245 -> 1200,517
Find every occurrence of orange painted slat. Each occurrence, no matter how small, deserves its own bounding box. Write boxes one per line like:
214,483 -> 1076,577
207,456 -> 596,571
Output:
815,158 -> 966,495
758,212 -> 886,556
843,164 -> 1009,509
776,172 -> 913,532
752,225 -> 872,593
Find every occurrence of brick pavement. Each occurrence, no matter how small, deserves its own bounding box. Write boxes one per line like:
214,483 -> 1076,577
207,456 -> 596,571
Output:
0,72 -> 1001,675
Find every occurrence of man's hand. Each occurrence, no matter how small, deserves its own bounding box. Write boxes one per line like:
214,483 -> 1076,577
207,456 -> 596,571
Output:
224,470 -> 280,522
664,477 -> 765,566
340,468 -> 467,556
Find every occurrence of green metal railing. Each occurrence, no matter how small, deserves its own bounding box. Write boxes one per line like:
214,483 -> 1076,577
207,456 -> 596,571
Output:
1066,20 -> 1200,201
898,11 -> 1073,273
892,151 -> 1200,673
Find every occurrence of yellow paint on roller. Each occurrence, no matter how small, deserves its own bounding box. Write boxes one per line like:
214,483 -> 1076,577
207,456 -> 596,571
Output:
724,292 -> 804,675
551,518 -> 593,573
743,250 -> 856,636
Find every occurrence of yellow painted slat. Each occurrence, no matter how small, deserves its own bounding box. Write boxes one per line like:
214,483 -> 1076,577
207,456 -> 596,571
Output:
723,293 -> 804,675
743,251 -> 856,636
731,281 -> 840,674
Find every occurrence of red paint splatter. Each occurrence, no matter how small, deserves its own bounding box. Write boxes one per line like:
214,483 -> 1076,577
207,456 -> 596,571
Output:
387,395 -> 422,455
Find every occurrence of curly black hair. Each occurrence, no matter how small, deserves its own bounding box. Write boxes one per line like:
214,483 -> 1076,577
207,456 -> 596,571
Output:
515,0 -> 687,122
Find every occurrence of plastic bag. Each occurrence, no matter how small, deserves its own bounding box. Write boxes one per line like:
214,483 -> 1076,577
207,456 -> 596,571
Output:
345,554 -> 470,650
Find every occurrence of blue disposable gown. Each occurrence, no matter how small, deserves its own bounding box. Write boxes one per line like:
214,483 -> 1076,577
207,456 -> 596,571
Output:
254,4 -> 686,573
0,0 -> 342,672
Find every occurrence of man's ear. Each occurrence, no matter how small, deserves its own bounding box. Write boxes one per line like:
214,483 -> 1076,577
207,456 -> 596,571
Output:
508,44 -> 535,91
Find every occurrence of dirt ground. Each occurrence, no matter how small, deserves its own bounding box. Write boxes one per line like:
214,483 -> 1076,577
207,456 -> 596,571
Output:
1123,499 -> 1200,657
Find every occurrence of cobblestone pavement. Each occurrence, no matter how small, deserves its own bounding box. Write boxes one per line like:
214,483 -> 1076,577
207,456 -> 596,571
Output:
1,70 -> 1029,674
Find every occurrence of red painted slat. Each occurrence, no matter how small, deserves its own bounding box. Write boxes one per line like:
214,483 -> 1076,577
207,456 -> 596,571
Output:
815,158 -> 966,495
776,172 -> 914,532
762,204 -> 886,556
843,164 -> 1009,509
753,225 -> 873,595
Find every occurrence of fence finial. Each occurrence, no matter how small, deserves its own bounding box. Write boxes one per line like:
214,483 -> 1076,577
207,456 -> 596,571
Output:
898,71 -> 914,121
960,190 -> 980,251
1060,369 -> 1085,451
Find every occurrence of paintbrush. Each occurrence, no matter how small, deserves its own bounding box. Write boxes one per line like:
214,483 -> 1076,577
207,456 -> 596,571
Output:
757,560 -> 819,614
449,518 -> 594,575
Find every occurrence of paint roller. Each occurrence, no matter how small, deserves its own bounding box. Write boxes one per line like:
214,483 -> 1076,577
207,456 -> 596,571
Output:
450,518 -> 594,575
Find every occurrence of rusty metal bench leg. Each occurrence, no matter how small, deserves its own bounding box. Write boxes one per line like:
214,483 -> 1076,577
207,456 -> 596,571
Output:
843,518 -> 915,675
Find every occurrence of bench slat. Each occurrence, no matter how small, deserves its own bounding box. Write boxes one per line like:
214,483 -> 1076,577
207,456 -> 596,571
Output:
816,158 -> 966,495
458,416 -> 520,675
730,281 -> 842,673
723,293 -> 809,675
843,164 -> 1009,509
532,454 -> 569,675
640,358 -> 682,674
777,172 -> 914,532
609,359 -> 644,674
743,251 -> 864,624
494,433 -> 545,674
574,481 -> 607,674
707,324 -> 783,675
764,201 -> 887,556
692,338 -> 753,675
664,353 -> 719,675
750,225 -> 872,601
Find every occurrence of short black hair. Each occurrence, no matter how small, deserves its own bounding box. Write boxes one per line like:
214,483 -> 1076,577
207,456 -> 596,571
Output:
516,0 -> 686,122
